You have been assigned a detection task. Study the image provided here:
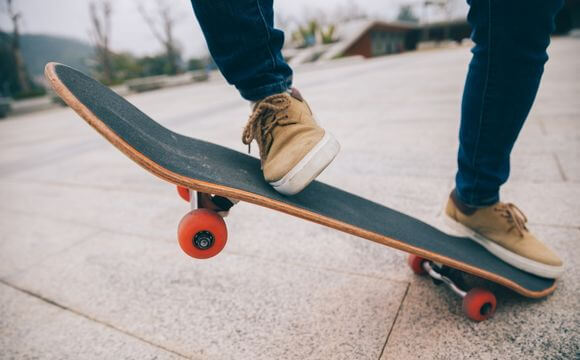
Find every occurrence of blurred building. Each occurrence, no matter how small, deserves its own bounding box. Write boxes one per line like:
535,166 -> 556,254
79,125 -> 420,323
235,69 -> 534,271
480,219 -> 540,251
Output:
283,0 -> 579,67
283,19 -> 471,66
327,21 -> 416,59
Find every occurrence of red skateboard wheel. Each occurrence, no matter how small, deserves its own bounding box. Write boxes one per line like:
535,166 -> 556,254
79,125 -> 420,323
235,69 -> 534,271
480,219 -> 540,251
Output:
178,209 -> 227,259
462,288 -> 497,321
407,254 -> 426,275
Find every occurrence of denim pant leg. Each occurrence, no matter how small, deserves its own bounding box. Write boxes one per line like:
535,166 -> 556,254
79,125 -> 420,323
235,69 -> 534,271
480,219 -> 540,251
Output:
455,0 -> 564,207
190,0 -> 292,101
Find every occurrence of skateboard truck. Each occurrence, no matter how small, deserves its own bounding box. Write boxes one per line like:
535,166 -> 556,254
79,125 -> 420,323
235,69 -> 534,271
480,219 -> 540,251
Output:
177,186 -> 237,216
408,254 -> 497,321
422,261 -> 467,298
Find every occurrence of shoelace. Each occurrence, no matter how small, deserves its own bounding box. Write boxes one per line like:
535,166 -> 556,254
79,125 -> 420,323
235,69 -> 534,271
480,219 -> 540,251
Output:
493,203 -> 528,237
241,94 -> 296,164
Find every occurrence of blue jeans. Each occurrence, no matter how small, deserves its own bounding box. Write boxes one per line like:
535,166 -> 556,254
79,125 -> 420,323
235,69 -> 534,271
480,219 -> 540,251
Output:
190,0 -> 292,101
456,0 -> 563,206
190,0 -> 563,205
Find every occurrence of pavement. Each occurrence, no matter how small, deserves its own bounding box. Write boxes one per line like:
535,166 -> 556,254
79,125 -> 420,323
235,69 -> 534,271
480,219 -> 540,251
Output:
1,37 -> 579,360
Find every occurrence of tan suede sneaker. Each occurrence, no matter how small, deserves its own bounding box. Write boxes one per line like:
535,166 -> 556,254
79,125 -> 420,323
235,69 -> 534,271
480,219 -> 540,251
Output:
242,89 -> 340,195
444,192 -> 563,278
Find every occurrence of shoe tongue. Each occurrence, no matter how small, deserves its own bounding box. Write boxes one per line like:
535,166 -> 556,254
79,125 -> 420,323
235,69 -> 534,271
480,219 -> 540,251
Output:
252,90 -> 295,110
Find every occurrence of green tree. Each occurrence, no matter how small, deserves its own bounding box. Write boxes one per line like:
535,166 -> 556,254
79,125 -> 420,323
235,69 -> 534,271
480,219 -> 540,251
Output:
0,32 -> 45,98
1,0 -> 45,98
109,52 -> 143,82
320,24 -> 336,44
0,33 -> 18,96
137,55 -> 170,77
187,57 -> 204,71
292,20 -> 319,48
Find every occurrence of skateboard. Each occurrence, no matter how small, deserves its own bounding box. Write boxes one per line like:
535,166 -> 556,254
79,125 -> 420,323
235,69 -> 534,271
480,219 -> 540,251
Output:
45,62 -> 556,322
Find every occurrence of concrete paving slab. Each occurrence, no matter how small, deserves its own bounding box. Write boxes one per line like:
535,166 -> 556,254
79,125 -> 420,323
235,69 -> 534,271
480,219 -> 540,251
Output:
323,174 -> 452,223
0,36 -> 577,359
381,226 -> 580,360
554,150 -> 580,182
0,283 -> 183,359
501,181 -> 580,227
0,172 -> 446,285
4,146 -> 168,193
5,168 -> 448,284
7,232 -> 407,359
509,153 -> 565,183
0,133 -> 96,179
224,202 -> 409,283
329,140 -> 458,182
0,209 -> 98,278
0,179 -> 180,240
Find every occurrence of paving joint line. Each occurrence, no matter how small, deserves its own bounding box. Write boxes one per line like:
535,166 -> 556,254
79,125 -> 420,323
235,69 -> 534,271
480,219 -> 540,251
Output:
552,152 -> 569,182
531,222 -> 580,230
0,279 -> 192,359
0,139 -> 101,177
0,206 -> 175,242
379,282 -> 411,360
225,249 -> 411,285
0,206 -> 122,233
538,118 -> 548,136
0,177 -> 169,195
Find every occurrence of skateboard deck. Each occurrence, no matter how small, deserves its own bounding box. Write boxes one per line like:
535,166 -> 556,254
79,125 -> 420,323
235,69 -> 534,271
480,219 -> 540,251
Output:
45,63 -> 556,303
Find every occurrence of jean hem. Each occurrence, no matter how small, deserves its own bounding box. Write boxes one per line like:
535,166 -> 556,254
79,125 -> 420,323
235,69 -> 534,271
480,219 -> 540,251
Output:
238,78 -> 291,101
455,188 -> 499,208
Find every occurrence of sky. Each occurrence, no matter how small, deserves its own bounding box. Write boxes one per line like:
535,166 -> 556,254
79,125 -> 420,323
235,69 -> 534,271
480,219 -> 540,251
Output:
0,0 -> 467,59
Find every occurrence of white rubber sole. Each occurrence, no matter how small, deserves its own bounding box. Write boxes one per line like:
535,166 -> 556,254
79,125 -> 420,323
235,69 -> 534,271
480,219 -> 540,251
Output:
443,213 -> 564,279
270,132 -> 340,195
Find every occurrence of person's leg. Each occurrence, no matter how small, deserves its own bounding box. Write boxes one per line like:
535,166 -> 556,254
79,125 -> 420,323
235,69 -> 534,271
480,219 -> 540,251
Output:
445,0 -> 565,279
189,0 -> 292,101
189,0 -> 339,195
455,0 -> 564,206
